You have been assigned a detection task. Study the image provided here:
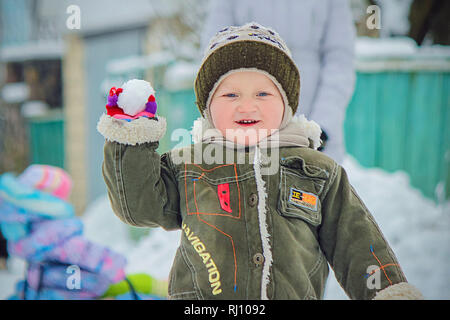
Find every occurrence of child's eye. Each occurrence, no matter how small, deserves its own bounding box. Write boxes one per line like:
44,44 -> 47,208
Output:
257,92 -> 270,97
223,93 -> 237,98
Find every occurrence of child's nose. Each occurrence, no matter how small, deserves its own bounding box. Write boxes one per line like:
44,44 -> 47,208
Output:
236,97 -> 258,113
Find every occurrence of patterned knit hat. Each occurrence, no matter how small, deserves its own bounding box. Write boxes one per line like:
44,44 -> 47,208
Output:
17,165 -> 72,201
194,22 -> 300,124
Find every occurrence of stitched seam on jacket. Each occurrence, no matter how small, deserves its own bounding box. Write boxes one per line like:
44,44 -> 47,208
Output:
148,150 -> 162,219
161,152 -> 182,220
284,170 -> 325,195
351,187 -> 407,283
302,280 -> 315,300
168,255 -> 175,295
165,152 -> 177,175
120,144 -> 136,225
147,149 -> 178,224
306,250 -> 325,300
164,209 -> 180,216
304,163 -> 330,179
241,181 -> 252,300
282,167 -> 327,184
114,143 -> 135,225
280,156 -> 330,179
113,143 -> 124,218
307,249 -> 325,278
285,170 -> 325,194
180,243 -> 203,300
178,170 -> 255,184
321,161 -> 339,201
169,291 -> 198,299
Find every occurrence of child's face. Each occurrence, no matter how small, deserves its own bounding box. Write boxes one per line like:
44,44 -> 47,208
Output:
209,71 -> 284,146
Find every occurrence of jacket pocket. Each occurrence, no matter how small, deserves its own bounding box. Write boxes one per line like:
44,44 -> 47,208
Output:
178,163 -> 254,218
277,156 -> 328,226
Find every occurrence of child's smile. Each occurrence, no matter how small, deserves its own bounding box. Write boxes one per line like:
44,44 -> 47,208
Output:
235,119 -> 260,127
209,71 -> 285,146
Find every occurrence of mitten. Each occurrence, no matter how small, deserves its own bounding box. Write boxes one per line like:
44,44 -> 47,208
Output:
97,79 -> 167,145
106,79 -> 157,121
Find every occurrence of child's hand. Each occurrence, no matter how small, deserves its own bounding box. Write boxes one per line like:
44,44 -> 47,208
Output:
105,79 -> 157,122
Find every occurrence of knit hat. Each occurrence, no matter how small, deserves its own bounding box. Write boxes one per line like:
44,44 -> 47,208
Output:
17,165 -> 72,201
194,22 -> 300,127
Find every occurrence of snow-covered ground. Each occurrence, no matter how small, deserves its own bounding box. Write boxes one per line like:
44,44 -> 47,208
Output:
1,155 -> 448,300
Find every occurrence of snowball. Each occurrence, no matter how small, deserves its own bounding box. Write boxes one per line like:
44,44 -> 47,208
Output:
117,79 -> 155,116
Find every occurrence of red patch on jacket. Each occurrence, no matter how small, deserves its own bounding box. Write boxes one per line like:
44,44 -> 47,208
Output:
217,183 -> 232,213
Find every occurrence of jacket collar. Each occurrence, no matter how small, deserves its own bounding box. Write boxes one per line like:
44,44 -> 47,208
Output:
190,114 -> 322,150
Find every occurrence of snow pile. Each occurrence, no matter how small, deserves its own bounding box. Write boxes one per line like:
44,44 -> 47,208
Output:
124,229 -> 180,279
354,37 -> 450,71
1,82 -> 30,103
355,36 -> 417,58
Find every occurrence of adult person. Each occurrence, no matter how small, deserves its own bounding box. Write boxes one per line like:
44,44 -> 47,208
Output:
200,0 -> 356,164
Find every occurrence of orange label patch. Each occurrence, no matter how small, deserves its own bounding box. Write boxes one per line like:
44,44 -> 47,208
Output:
289,188 -> 318,211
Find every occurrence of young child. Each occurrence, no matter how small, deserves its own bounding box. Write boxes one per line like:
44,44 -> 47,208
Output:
97,22 -> 423,300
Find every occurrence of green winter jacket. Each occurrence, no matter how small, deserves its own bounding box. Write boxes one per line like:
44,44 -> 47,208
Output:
97,114 -> 422,300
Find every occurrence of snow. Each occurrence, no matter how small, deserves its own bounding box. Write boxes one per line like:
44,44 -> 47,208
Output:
21,101 -> 50,118
0,40 -> 65,63
106,51 -> 175,76
118,79 -> 155,116
0,82 -> 30,104
356,36 -> 418,58
1,155 -> 448,300
163,61 -> 199,92
356,36 -> 450,59
355,37 -> 450,71
106,57 -> 198,92
54,0 -> 178,36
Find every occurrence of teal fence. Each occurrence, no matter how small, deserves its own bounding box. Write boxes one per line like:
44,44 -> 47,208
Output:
157,88 -> 201,153
345,68 -> 449,202
27,110 -> 65,169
